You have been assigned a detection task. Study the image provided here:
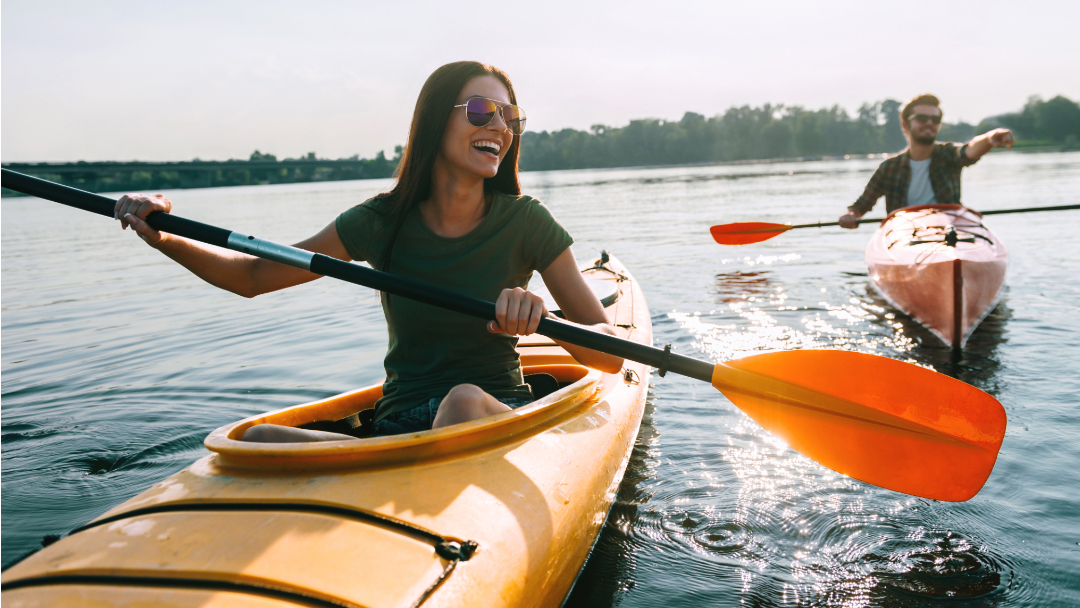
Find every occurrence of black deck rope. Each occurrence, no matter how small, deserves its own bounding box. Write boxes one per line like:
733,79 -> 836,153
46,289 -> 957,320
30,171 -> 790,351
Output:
0,574 -> 356,608
583,250 -> 630,281
7,501 -> 480,607
884,208 -> 994,253
410,540 -> 478,608
69,501 -> 455,547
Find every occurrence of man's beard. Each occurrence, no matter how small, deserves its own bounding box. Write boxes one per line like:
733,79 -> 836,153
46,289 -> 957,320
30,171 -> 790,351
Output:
912,132 -> 937,145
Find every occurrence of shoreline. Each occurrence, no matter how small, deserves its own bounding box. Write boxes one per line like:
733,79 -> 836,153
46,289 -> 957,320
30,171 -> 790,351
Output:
4,147 -> 1077,198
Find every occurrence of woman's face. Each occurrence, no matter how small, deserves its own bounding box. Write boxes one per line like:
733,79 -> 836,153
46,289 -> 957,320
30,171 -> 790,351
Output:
438,75 -> 515,180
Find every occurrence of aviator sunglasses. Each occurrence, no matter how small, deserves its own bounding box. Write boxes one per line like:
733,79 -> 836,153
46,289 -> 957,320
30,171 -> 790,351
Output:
454,96 -> 527,135
910,113 -> 942,125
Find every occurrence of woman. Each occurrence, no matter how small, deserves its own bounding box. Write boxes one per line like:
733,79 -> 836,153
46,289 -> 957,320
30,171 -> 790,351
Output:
113,61 -> 623,441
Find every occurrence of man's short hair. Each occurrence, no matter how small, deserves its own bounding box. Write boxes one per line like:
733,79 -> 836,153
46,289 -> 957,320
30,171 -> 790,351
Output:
901,94 -> 942,123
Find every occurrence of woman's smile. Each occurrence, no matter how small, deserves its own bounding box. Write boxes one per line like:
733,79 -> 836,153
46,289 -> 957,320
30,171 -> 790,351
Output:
471,139 -> 502,158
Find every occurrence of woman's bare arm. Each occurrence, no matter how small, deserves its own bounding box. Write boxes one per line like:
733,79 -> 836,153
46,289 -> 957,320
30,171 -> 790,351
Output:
116,193 -> 352,298
538,248 -> 624,373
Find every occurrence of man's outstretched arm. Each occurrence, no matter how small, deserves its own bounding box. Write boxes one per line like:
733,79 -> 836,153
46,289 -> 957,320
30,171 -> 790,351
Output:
964,128 -> 1015,161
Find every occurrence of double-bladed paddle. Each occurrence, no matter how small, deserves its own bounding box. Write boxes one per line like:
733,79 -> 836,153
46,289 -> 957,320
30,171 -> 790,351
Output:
710,204 -> 1080,245
2,169 -> 1006,501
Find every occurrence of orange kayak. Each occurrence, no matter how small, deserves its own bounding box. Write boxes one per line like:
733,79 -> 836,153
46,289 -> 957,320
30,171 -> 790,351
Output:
865,204 -> 1008,348
2,254 -> 652,608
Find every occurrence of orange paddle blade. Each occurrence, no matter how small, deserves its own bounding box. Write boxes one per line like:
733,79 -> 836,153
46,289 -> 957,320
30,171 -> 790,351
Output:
712,350 -> 1006,501
709,222 -> 792,245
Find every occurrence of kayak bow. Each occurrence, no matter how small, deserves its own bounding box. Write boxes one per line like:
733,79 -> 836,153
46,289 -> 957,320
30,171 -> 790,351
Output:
865,204 -> 1008,348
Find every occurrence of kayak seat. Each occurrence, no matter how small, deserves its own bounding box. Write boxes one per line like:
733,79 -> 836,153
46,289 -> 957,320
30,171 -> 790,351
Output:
297,408 -> 375,438
524,373 -> 560,400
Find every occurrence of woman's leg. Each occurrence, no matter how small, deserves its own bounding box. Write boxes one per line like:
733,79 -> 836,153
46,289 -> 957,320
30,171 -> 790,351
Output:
432,384 -> 511,429
241,424 -> 356,443
245,386 -> 523,440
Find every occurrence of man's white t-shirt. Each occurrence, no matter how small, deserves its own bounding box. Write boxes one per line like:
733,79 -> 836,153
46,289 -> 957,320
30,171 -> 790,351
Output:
907,157 -> 937,207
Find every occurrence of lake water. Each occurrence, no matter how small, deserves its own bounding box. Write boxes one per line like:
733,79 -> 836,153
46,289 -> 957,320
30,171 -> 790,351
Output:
3,151 -> 1079,606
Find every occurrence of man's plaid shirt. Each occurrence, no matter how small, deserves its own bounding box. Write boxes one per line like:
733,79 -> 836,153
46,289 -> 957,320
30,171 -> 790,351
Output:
849,142 -> 979,216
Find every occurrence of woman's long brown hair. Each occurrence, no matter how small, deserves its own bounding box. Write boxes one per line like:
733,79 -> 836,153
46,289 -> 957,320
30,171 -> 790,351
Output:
374,61 -> 522,272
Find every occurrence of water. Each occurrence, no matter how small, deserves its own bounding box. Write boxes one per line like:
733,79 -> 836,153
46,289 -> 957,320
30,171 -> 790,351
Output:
3,152 -> 1079,606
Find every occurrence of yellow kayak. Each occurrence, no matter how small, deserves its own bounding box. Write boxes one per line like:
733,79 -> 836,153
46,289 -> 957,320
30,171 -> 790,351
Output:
2,254 -> 653,608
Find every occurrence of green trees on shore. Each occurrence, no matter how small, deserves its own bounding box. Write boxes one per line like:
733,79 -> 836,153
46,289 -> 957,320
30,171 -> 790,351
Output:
1,148 -> 403,196
518,96 -> 1080,171
977,96 -> 1080,146
6,96 -> 1077,197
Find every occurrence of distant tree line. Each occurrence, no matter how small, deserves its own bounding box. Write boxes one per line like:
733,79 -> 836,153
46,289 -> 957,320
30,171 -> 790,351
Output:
1,147 -> 402,196
976,95 -> 1080,146
5,96 -> 1077,196
517,95 -> 1080,171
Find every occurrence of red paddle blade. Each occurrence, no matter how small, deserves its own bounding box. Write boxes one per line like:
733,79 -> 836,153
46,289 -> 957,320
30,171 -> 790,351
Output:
710,222 -> 792,245
712,350 -> 1006,501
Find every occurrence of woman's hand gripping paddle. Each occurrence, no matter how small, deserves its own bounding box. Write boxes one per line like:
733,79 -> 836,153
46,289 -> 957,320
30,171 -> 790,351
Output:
2,169 -> 1007,501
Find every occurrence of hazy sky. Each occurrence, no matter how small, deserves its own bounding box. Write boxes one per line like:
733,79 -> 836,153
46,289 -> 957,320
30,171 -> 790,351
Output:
3,0 -> 1078,162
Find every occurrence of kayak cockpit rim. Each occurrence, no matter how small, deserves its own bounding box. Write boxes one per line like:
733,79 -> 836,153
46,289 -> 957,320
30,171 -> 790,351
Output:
203,363 -> 602,471
877,203 -> 982,225
880,204 -> 996,255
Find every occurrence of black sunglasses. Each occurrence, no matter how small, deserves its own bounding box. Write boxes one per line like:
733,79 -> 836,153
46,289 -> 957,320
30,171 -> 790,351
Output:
910,113 -> 942,125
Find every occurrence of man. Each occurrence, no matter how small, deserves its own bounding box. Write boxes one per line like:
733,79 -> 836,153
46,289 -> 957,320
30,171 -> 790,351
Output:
839,94 -> 1015,228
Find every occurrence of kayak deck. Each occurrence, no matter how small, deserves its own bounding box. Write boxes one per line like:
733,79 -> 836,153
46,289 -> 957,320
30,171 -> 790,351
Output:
865,204 -> 1008,348
2,255 -> 653,608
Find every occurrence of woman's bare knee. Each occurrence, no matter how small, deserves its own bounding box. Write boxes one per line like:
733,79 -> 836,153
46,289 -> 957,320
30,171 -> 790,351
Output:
443,384 -> 486,405
433,385 -> 510,428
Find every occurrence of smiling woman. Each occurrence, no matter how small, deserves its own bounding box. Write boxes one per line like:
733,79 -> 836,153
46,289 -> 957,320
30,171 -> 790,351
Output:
107,60 -> 622,441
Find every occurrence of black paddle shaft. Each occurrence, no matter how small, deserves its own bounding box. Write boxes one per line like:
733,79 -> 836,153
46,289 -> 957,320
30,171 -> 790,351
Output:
791,203 -> 1080,230
2,169 -> 715,382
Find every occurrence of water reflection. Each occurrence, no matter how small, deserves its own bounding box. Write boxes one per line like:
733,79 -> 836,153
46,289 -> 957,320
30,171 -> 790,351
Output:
869,526 -> 1014,605
641,263 -> 1018,606
527,167 -> 828,193
862,285 -> 1011,396
679,266 -> 919,360
564,389 -> 661,606
715,270 -> 776,304
578,395 -> 1019,607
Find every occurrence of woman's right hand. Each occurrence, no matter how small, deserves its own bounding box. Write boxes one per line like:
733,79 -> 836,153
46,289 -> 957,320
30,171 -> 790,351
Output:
115,193 -> 172,246
489,287 -> 548,336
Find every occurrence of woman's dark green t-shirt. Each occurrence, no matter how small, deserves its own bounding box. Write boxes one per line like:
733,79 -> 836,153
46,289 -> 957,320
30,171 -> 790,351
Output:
335,192 -> 574,423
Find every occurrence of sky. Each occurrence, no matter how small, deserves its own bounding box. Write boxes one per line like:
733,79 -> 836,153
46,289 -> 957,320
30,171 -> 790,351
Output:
3,0 -> 1079,163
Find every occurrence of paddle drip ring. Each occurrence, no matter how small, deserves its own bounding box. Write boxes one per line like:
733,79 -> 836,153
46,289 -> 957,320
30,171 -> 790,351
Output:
658,344 -> 672,377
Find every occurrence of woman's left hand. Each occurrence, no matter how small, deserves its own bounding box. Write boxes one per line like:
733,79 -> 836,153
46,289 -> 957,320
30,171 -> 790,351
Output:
489,287 -> 548,336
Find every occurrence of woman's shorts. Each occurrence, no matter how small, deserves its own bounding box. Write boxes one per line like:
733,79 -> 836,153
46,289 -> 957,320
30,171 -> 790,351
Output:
372,395 -> 533,437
